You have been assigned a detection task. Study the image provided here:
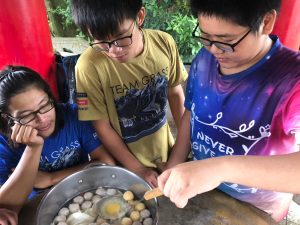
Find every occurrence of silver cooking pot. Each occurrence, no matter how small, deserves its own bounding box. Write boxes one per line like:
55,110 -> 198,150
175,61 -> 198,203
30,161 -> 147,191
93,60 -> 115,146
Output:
36,165 -> 158,225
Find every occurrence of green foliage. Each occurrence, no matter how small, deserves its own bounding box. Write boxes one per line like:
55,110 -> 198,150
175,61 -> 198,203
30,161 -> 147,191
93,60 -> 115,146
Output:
166,13 -> 202,63
144,0 -> 201,63
46,0 -> 84,37
50,4 -> 72,28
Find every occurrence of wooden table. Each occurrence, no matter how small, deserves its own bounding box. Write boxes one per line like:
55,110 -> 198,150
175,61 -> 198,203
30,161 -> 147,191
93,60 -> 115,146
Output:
18,189 -> 277,225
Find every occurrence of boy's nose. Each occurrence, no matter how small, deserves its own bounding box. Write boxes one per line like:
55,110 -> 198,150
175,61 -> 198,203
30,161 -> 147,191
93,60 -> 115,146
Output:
34,113 -> 47,123
208,44 -> 225,55
108,44 -> 122,53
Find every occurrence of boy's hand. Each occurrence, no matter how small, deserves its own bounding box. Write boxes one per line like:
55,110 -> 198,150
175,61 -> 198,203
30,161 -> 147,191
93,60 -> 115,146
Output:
156,162 -> 167,173
10,123 -> 44,148
157,160 -> 222,208
132,166 -> 159,188
0,208 -> 17,225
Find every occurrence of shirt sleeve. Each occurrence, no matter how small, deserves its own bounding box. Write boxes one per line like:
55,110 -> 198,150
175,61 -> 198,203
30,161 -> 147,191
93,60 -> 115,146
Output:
79,120 -> 101,154
75,53 -> 109,121
184,52 -> 201,111
0,136 -> 21,185
164,33 -> 188,87
70,104 -> 101,154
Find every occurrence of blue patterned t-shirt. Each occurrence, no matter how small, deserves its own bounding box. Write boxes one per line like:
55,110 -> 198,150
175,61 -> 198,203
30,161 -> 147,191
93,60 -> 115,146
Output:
185,36 -> 300,220
0,104 -> 100,197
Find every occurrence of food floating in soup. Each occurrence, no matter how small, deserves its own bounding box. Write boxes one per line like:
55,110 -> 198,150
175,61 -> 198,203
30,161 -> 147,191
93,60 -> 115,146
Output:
97,195 -> 130,220
51,187 -> 153,225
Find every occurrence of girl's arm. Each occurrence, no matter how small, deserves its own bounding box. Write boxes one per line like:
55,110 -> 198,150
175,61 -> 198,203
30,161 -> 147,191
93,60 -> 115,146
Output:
0,124 -> 44,212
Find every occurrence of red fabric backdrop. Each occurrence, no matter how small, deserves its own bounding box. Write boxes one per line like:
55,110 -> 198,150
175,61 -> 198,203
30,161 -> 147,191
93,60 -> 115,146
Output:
272,0 -> 300,51
0,0 -> 58,98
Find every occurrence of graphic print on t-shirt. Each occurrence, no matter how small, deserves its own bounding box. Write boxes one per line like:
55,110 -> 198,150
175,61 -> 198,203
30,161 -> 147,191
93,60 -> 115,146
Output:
184,36 -> 300,218
39,148 -> 83,172
190,103 -> 271,158
115,75 -> 168,143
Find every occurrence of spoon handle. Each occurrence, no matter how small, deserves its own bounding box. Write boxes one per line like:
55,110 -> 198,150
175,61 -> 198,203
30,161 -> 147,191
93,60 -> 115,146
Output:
144,187 -> 164,200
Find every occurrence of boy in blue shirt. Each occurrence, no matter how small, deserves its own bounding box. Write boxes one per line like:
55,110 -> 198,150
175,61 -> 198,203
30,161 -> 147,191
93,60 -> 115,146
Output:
159,0 -> 300,222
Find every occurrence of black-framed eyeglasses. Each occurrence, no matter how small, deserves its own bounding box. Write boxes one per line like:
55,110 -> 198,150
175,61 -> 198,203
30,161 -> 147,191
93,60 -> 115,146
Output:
90,21 -> 136,52
3,99 -> 54,125
192,23 -> 251,52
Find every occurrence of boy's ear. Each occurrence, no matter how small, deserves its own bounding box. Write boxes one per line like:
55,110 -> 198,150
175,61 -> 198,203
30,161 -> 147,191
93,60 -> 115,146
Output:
137,7 -> 146,27
262,10 -> 277,34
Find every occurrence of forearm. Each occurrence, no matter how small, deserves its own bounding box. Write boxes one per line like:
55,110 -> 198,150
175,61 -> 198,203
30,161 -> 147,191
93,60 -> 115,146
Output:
88,146 -> 115,166
168,85 -> 185,129
92,120 -> 144,171
93,147 -> 116,166
167,110 -> 191,168
216,152 -> 300,193
38,162 -> 89,188
0,145 -> 42,212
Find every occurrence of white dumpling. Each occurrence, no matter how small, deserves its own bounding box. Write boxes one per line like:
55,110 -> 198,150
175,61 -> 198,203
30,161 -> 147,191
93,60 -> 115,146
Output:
54,215 -> 66,223
132,221 -> 142,225
85,207 -> 98,218
66,212 -> 96,225
81,201 -> 92,210
96,187 -> 107,196
57,222 -> 68,225
58,207 -> 70,217
73,195 -> 85,204
92,195 -> 101,204
106,188 -> 117,196
140,209 -> 150,219
69,203 -> 80,213
143,218 -> 153,225
96,217 -> 107,223
84,192 -> 94,200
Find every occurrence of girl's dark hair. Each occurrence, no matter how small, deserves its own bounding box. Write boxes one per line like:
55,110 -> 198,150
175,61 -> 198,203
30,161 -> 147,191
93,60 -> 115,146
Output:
190,0 -> 282,32
71,0 -> 142,40
0,66 -> 64,141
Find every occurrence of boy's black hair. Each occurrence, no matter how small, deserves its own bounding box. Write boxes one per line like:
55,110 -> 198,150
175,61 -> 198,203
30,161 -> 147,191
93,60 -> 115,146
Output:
71,0 -> 143,40
190,0 -> 282,32
0,66 -> 64,143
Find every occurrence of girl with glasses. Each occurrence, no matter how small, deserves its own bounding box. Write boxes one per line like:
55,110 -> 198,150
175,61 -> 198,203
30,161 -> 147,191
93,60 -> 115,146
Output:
0,66 -> 115,218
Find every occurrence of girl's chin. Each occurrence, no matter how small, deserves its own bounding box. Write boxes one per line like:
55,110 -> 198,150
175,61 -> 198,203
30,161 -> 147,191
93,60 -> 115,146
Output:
38,131 -> 51,139
38,125 -> 55,138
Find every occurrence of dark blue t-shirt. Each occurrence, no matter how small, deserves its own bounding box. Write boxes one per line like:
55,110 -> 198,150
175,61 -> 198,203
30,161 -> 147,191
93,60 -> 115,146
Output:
185,36 -> 300,219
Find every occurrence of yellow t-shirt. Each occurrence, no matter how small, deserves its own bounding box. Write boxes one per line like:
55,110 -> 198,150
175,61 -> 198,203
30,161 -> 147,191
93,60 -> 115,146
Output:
75,29 -> 188,167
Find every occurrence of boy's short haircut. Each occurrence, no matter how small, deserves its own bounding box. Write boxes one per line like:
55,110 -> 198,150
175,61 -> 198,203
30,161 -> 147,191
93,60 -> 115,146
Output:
71,0 -> 143,40
190,0 -> 282,32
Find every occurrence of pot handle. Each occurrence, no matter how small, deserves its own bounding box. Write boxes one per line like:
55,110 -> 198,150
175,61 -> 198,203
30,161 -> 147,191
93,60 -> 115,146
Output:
84,162 -> 107,169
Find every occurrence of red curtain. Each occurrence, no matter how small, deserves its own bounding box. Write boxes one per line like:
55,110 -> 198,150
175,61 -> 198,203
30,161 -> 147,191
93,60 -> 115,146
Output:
272,0 -> 300,51
0,0 -> 58,98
